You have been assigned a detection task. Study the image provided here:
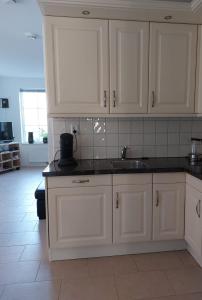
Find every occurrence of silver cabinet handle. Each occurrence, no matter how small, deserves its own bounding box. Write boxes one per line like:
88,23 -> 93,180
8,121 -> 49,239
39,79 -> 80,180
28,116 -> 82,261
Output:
152,91 -> 155,108
116,192 -> 119,209
104,90 -> 107,108
113,90 -> 116,107
72,179 -> 90,184
196,200 -> 201,218
155,190 -> 159,207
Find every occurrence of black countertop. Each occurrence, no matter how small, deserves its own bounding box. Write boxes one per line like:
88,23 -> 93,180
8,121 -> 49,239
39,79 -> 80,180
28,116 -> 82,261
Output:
43,157 -> 202,181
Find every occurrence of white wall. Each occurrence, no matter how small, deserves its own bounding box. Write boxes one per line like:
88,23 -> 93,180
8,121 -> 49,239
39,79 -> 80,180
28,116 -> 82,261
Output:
0,76 -> 48,166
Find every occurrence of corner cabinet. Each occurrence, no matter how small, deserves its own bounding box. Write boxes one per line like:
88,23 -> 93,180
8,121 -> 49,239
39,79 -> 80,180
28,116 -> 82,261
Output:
44,17 -> 109,115
149,23 -> 197,114
185,174 -> 202,266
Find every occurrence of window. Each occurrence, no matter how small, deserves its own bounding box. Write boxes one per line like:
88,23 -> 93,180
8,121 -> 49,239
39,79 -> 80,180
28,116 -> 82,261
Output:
20,90 -> 47,143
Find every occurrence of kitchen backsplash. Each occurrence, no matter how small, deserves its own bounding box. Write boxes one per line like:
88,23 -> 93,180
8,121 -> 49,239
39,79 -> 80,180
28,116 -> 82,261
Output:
48,117 -> 202,161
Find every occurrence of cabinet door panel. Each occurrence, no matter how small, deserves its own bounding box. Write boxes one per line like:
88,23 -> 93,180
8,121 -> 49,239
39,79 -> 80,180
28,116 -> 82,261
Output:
110,21 -> 149,113
149,23 -> 197,113
185,185 -> 202,257
44,17 -> 109,115
113,184 -> 152,243
48,186 -> 112,248
153,183 -> 185,240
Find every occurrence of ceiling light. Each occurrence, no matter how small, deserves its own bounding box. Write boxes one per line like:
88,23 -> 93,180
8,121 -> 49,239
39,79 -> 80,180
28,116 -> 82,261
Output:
2,0 -> 17,4
82,10 -> 90,15
164,15 -> 173,20
24,32 -> 39,40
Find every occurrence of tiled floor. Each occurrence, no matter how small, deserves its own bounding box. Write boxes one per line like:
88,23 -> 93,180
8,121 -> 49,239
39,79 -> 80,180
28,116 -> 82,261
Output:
0,168 -> 202,300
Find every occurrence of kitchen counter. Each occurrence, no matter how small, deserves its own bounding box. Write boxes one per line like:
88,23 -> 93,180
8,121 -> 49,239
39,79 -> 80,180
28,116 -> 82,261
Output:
43,157 -> 202,180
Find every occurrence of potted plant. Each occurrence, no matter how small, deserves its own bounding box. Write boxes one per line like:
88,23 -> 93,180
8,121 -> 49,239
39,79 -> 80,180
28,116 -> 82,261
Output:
39,128 -> 48,144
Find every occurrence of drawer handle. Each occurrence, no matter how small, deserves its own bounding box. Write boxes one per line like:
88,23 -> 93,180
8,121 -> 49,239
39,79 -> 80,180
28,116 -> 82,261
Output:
113,90 -> 116,107
155,191 -> 159,207
104,90 -> 107,108
196,200 -> 201,218
152,91 -> 155,108
116,193 -> 119,209
72,179 -> 90,184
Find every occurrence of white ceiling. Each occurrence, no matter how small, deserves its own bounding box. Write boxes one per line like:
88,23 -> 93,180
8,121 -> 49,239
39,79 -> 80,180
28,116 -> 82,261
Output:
0,0 -> 44,78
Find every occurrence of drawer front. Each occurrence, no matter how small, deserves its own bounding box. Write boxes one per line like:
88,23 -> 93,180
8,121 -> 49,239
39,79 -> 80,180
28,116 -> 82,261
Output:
153,173 -> 185,184
113,174 -> 152,186
48,174 -> 112,188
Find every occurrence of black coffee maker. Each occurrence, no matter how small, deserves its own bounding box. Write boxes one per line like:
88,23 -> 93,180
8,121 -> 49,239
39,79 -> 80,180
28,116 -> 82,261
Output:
58,133 -> 77,167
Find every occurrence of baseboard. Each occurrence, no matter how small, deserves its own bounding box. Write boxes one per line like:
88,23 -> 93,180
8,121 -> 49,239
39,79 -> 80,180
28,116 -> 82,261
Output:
49,240 -> 186,261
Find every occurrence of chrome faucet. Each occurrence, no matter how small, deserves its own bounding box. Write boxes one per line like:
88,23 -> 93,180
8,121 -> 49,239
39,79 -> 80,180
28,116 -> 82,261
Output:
121,146 -> 128,160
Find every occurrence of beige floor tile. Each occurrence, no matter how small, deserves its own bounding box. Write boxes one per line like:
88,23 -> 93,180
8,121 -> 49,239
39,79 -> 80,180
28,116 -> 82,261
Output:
133,251 -> 184,271
115,271 -> 175,300
112,255 -> 138,275
0,246 -> 24,263
22,213 -> 39,222
149,293 -> 202,300
0,261 -> 39,284
36,259 -> 89,281
0,221 -> 37,234
87,257 -> 115,277
59,277 -> 93,300
0,285 -> 5,298
0,214 -> 25,223
60,276 -> 118,300
1,232 -> 41,246
20,244 -> 48,261
175,250 -> 198,267
1,280 -> 61,300
166,267 -> 202,295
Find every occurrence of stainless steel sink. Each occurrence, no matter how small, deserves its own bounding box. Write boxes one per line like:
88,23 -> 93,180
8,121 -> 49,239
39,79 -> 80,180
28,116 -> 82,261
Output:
111,159 -> 148,169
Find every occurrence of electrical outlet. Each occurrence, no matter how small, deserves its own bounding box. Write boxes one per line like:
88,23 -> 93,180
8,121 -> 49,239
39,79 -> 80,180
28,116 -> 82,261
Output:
70,124 -> 79,134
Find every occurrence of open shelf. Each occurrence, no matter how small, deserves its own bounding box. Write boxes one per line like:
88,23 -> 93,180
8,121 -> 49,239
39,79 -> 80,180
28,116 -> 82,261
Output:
0,143 -> 21,173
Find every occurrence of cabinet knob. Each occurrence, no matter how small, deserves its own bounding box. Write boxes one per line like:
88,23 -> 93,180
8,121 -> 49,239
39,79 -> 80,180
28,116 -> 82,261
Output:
196,200 -> 201,218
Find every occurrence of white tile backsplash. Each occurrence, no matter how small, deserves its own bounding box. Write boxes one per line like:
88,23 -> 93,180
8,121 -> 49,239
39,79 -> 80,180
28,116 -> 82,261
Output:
49,117 -> 202,160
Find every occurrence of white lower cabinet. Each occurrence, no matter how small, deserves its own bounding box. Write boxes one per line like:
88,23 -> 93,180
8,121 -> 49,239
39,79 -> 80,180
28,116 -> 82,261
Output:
47,173 -> 186,259
113,184 -> 153,244
48,185 -> 112,248
153,174 -> 185,241
185,175 -> 202,265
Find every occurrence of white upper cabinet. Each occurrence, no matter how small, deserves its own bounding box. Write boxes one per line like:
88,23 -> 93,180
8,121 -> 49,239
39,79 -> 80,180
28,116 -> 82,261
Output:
149,23 -> 197,114
44,17 -> 109,115
109,21 -> 149,114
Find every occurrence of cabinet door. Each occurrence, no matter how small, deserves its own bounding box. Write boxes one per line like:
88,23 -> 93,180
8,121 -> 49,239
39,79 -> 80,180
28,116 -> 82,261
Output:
185,184 -> 202,258
153,183 -> 185,240
48,186 -> 112,248
113,184 -> 152,244
44,17 -> 109,115
149,23 -> 197,114
110,21 -> 149,114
